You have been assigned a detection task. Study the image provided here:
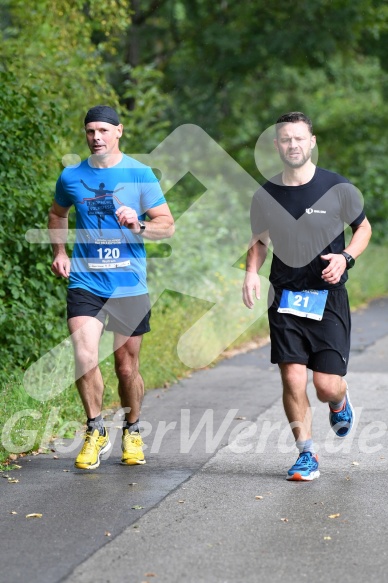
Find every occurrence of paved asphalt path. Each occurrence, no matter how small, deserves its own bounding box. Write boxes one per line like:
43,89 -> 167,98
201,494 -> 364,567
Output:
1,298 -> 388,583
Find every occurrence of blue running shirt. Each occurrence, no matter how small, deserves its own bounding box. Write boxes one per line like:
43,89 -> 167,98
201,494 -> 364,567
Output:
55,154 -> 166,298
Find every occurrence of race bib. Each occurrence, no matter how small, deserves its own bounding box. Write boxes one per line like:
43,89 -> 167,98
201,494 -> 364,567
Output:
278,289 -> 328,321
87,238 -> 131,269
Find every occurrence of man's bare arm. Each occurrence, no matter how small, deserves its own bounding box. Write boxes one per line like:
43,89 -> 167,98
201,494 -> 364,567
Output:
344,217 -> 372,259
48,201 -> 72,278
115,202 -> 175,240
242,231 -> 270,309
321,217 -> 372,284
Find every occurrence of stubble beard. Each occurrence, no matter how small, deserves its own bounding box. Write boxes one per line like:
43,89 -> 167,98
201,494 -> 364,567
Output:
280,149 -> 312,169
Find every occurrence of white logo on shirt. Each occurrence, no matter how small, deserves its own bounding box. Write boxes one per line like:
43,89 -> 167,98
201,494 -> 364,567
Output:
306,208 -> 326,214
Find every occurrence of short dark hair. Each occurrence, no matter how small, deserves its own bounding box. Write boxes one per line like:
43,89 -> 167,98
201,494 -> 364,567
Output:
276,112 -> 313,135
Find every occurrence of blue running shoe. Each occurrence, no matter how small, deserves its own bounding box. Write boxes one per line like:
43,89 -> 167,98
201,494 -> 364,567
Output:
329,389 -> 354,438
286,452 -> 320,481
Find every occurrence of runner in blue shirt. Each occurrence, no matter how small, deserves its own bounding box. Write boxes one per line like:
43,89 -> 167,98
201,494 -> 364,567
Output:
49,105 -> 174,470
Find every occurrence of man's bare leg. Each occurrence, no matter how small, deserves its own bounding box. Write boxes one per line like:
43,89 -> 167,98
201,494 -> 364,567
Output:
113,333 -> 144,424
280,363 -> 319,481
68,316 -> 110,469
279,363 -> 312,442
314,371 -> 354,438
68,316 -> 105,418
114,334 -> 146,465
313,371 -> 346,404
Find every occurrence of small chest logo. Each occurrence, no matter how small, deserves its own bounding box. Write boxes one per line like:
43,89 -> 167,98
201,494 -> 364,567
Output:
306,208 -> 326,215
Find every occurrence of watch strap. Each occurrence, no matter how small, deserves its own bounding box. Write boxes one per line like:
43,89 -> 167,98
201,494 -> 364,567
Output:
341,251 -> 355,269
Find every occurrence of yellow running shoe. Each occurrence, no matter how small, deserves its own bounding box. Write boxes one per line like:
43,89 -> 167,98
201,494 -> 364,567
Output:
121,429 -> 146,465
74,429 -> 111,470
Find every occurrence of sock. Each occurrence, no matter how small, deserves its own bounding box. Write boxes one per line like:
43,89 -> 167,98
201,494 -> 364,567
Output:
123,419 -> 140,434
329,396 -> 346,411
296,439 -> 315,455
87,415 -> 105,436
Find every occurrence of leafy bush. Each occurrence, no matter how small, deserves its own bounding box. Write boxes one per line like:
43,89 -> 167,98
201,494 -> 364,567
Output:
0,72 -> 68,374
0,2 -> 172,376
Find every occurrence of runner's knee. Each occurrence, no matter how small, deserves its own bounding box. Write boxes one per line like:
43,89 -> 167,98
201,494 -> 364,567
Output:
115,358 -> 139,382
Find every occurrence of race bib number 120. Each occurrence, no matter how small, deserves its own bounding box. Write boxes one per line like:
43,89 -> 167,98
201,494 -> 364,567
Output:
87,241 -> 131,269
278,289 -> 328,321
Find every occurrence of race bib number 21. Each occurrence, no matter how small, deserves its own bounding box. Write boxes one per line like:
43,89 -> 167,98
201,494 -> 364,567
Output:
278,289 -> 328,321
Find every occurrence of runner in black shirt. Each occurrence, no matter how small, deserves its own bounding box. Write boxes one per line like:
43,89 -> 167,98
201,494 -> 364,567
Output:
243,112 -> 372,481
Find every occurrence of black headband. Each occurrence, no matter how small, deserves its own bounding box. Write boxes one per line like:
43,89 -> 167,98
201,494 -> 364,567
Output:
84,105 -> 120,126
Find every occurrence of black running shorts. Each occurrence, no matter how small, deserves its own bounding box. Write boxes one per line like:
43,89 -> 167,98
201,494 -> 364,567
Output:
67,287 -> 151,337
268,287 -> 351,375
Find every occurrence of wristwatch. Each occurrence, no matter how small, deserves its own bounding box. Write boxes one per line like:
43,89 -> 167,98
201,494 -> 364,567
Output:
341,251 -> 355,269
138,221 -> 146,233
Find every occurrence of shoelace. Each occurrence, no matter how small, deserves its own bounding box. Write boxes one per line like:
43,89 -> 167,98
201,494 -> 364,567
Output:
80,432 -> 98,454
123,433 -> 142,448
295,452 -> 315,467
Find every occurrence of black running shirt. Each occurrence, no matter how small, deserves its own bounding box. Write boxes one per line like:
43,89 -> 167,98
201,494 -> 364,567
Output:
250,167 -> 365,291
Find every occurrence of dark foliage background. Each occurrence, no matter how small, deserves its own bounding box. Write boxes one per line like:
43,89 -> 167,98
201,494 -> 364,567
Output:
1,0 -> 388,373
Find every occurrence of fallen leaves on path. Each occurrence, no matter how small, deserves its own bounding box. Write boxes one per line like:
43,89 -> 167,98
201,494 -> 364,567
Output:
131,505 -> 144,510
328,513 -> 340,519
26,513 -> 43,518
